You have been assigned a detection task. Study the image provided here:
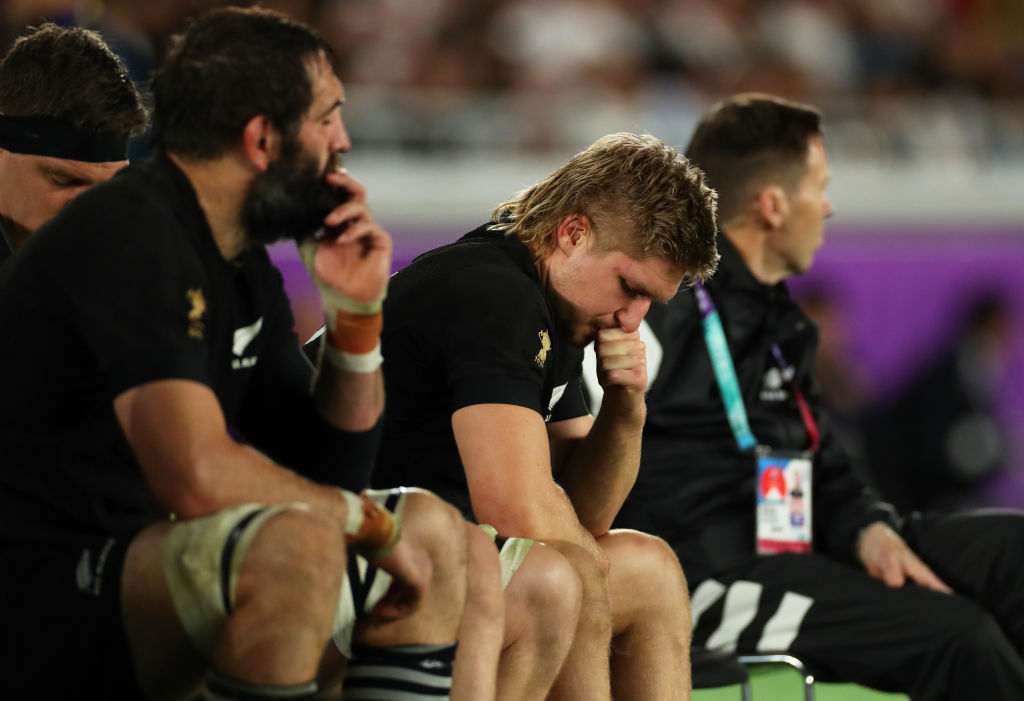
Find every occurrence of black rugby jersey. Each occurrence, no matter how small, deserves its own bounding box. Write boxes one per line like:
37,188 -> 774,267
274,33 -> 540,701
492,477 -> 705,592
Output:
0,219 -> 12,267
374,224 -> 588,519
0,154 -> 364,545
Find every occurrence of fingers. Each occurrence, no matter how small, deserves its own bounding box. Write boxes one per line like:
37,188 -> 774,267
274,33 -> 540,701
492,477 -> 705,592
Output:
320,169 -> 381,242
365,533 -> 433,625
367,581 -> 423,624
324,199 -> 370,231
325,168 -> 366,203
903,555 -> 953,594
860,523 -> 952,594
594,328 -> 646,392
322,217 -> 392,255
374,537 -> 432,601
875,557 -> 906,589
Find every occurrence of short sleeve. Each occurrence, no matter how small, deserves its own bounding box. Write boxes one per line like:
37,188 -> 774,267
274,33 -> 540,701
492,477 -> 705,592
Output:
40,195 -> 209,398
440,268 -> 551,415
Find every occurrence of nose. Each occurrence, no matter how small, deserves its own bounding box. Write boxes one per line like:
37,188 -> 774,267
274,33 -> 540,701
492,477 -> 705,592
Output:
615,296 -> 651,333
331,114 -> 351,154
823,194 -> 835,219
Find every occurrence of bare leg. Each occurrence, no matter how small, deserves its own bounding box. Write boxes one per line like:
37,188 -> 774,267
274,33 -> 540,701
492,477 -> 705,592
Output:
544,540 -> 614,701
451,522 -> 505,701
121,508 -> 346,701
499,542 -> 581,700
602,529 -> 691,701
356,491 -> 468,647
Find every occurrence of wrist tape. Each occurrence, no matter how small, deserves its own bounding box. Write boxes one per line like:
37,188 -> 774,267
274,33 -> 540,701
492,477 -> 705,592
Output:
299,239 -> 385,374
321,309 -> 383,374
339,489 -> 402,561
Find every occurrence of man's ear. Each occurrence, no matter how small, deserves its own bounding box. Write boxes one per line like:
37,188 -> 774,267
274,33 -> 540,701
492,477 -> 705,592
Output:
241,115 -> 280,172
555,214 -> 590,254
755,185 -> 789,230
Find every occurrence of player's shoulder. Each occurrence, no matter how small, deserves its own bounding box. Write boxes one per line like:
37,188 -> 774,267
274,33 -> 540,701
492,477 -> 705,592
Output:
60,157 -> 199,251
397,227 -> 539,298
22,158 -> 205,289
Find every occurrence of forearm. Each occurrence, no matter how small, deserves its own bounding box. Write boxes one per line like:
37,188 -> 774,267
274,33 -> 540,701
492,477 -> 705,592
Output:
313,360 -> 384,432
475,482 -> 606,566
558,388 -> 645,535
157,437 -> 351,526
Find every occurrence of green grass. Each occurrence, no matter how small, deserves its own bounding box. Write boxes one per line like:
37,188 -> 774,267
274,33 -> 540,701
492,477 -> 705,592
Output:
693,664 -> 909,700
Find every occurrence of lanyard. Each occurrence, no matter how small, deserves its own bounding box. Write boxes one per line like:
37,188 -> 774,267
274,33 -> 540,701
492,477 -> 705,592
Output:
769,344 -> 821,452
694,282 -> 819,453
693,283 -> 756,450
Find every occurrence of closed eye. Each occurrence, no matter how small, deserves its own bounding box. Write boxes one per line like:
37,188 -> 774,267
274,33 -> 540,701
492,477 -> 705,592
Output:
47,172 -> 89,188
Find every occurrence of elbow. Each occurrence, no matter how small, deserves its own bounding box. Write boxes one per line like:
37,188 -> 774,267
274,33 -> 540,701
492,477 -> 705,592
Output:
146,451 -> 225,520
471,493 -> 546,540
479,509 -> 547,541
584,518 -> 614,541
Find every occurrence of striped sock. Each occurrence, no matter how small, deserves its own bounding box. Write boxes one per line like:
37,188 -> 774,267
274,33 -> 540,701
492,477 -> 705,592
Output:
201,669 -> 318,701
342,642 -> 457,700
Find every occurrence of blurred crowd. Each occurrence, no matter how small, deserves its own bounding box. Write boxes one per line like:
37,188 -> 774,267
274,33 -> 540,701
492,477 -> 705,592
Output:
3,0 -> 1024,158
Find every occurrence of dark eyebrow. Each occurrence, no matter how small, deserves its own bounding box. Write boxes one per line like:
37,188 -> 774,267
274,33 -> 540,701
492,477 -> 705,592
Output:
317,98 -> 343,121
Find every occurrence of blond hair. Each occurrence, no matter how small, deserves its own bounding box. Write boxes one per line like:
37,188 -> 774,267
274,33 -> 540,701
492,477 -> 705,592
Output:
491,132 -> 719,281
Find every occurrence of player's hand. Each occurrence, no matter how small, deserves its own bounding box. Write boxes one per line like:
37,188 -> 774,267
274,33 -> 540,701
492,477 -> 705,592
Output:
594,328 -> 647,392
593,328 -> 647,418
365,533 -> 432,625
856,522 -> 952,594
306,170 -> 392,306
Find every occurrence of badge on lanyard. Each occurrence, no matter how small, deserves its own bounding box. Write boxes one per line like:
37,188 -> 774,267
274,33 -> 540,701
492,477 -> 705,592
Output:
756,447 -> 813,554
694,283 -> 819,556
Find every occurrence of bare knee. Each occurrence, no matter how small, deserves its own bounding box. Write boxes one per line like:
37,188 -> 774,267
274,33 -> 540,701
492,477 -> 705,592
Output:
507,543 -> 583,644
401,490 -> 469,576
599,530 -> 691,633
602,530 -> 687,592
542,540 -> 611,633
236,507 -> 345,617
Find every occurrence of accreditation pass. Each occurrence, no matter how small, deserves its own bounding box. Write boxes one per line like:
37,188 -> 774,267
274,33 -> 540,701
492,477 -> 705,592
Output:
755,449 -> 813,554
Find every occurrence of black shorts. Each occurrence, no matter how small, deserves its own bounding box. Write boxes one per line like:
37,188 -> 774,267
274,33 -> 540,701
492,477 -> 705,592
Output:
0,535 -> 144,698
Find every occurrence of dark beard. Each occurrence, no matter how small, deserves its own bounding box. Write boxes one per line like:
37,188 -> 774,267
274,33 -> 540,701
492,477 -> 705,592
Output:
240,147 -> 345,247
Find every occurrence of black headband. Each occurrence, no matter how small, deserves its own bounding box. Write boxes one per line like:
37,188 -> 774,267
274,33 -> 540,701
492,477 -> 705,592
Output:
0,115 -> 128,162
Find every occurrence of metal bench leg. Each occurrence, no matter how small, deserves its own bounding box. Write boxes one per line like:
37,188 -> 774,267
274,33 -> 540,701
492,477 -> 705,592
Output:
737,653 -> 815,701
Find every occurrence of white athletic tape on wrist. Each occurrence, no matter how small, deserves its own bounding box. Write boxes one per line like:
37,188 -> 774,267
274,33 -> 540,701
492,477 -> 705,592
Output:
338,489 -> 366,536
322,339 -> 383,374
337,488 -> 402,561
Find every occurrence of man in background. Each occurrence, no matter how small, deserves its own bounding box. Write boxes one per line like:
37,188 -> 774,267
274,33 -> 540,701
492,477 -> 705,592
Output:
587,93 -> 1024,699
0,22 -> 146,263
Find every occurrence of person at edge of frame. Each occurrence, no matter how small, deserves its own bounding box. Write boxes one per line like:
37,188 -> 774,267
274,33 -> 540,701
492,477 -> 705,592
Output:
584,92 -> 1024,701
0,22 -> 146,265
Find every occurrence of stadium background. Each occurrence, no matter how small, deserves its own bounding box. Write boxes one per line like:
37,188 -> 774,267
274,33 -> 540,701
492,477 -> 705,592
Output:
4,0 -> 1023,512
